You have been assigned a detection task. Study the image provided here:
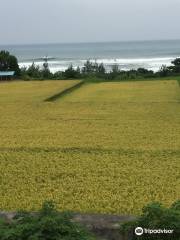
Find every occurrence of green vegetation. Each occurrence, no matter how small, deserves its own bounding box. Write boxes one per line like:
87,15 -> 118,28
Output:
1,50 -> 180,81
0,51 -> 20,76
0,80 -> 179,214
120,200 -> 180,240
20,57 -> 180,81
0,201 -> 95,240
21,62 -> 52,80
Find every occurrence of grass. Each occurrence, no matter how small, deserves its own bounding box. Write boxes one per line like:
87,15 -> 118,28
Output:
83,75 -> 180,83
0,80 -> 82,102
0,79 -> 179,215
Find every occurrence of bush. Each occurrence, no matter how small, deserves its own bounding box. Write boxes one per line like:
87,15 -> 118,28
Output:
0,201 -> 95,240
120,200 -> 180,240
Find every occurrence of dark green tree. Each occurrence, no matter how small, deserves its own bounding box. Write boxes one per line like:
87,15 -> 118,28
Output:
97,63 -> 105,74
26,62 -> 41,78
53,71 -> 64,80
171,58 -> 180,73
0,50 -> 20,75
172,58 -> 180,66
108,64 -> 120,79
137,68 -> 153,75
82,60 -> 97,74
63,64 -> 80,79
41,60 -> 51,79
158,65 -> 170,77
76,66 -> 81,75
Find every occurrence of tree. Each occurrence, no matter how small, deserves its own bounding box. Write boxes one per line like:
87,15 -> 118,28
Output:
97,63 -> 106,74
53,71 -> 63,80
76,66 -> 81,75
171,58 -> 180,73
137,68 -> 152,75
158,65 -> 170,77
82,60 -> 97,74
0,50 -> 20,75
172,58 -> 180,66
26,62 -> 41,78
63,64 -> 80,79
108,64 -> 120,79
41,60 -> 51,79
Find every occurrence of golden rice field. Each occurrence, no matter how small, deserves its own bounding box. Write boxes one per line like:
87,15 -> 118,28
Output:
0,79 -> 179,215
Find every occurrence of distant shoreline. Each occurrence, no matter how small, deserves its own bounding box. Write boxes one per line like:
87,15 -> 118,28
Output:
1,38 -> 180,47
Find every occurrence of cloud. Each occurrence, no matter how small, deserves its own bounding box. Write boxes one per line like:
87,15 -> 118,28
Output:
0,0 -> 180,44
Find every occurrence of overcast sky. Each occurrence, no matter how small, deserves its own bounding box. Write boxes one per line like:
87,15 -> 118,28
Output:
0,0 -> 180,45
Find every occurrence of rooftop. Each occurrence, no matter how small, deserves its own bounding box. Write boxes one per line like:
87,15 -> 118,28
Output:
0,71 -> 15,76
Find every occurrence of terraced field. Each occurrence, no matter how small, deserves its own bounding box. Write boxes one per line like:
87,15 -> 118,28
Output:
0,79 -> 179,214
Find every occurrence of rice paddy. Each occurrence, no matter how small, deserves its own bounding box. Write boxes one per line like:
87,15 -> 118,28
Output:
0,79 -> 179,215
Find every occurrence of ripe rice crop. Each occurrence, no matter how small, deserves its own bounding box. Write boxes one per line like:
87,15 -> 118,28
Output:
0,79 -> 179,214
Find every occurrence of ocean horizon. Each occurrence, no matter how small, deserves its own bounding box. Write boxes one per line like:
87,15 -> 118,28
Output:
1,39 -> 180,73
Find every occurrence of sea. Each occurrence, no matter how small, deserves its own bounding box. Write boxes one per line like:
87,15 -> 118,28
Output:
1,40 -> 180,73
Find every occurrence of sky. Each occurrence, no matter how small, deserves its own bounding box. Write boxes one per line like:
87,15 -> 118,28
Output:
0,0 -> 180,45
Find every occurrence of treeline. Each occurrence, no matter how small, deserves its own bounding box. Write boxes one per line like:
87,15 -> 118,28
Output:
20,58 -> 180,81
1,50 -> 180,81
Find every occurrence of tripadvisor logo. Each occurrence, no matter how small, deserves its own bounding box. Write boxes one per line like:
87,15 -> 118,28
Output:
135,227 -> 144,236
135,227 -> 174,236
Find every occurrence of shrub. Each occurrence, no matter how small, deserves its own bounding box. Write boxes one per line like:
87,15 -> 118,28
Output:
120,200 -> 180,240
0,201 -> 95,240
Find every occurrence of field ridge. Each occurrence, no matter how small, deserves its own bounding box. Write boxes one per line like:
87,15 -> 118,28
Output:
1,146 -> 180,156
45,80 -> 85,102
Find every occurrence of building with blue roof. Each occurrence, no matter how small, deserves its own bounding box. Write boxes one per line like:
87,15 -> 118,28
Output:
0,71 -> 15,80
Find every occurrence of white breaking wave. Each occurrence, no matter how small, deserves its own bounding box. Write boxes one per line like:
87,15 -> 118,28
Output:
19,56 -> 177,74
